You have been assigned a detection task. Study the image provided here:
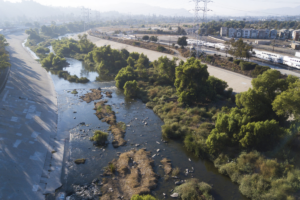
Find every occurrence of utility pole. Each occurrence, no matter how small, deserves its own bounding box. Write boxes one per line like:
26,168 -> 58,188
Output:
191,0 -> 201,58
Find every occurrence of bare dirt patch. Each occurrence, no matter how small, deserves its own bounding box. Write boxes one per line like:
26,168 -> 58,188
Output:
101,149 -> 159,200
80,89 -> 102,103
160,158 -> 172,175
110,122 -> 127,147
94,100 -> 116,125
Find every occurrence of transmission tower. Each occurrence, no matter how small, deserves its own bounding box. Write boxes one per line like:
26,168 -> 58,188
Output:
202,0 -> 212,48
191,0 -> 212,58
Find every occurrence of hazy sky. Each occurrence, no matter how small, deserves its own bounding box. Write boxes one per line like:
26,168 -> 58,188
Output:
4,0 -> 300,16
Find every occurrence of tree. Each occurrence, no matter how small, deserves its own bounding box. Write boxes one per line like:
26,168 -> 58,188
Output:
228,38 -> 252,60
142,35 -> 149,40
272,80 -> 300,120
124,80 -> 139,97
149,36 -> 158,42
115,66 -> 137,89
174,58 -> 211,104
153,56 -> 178,83
206,107 -> 250,153
177,36 -> 188,48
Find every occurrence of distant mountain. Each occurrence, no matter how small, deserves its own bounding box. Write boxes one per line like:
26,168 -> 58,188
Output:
100,2 -> 193,17
259,5 -> 300,16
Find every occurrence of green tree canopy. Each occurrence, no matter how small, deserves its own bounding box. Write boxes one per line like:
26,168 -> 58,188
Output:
177,36 -> 188,48
174,58 -> 210,104
272,80 -> 300,120
124,80 -> 139,97
115,66 -> 137,89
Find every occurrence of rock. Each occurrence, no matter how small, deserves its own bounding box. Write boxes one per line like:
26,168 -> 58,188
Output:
156,141 -> 160,144
74,117 -> 76,119
175,181 -> 182,185
135,144 -> 140,147
127,125 -> 131,127
157,149 -> 160,152
74,159 -> 86,164
145,122 -> 148,125
152,154 -> 157,158
163,193 -> 166,196
170,193 -> 179,198
73,111 -> 77,113
92,178 -> 99,183
80,122 -> 86,125
188,158 -> 191,162
172,176 -> 178,179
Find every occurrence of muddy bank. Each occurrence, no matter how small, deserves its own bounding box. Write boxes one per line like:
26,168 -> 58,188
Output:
93,99 -> 126,147
101,149 -> 159,200
80,88 -> 103,103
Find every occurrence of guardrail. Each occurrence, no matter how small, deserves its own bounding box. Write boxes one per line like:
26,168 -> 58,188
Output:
0,67 -> 10,95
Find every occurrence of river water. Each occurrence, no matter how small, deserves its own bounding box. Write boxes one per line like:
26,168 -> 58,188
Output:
23,36 -> 247,200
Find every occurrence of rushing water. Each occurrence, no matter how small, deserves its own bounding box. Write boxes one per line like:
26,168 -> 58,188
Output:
23,36 -> 247,200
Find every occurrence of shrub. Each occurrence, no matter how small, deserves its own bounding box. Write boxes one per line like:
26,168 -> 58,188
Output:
162,122 -> 188,139
131,195 -> 157,200
233,59 -> 242,65
239,61 -> 256,70
157,45 -> 166,52
90,130 -> 108,146
172,167 -> 180,176
174,178 -> 212,200
251,65 -> 270,77
228,57 -> 234,62
142,35 -> 149,40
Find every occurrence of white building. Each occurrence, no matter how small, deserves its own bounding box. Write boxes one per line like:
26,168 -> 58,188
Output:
242,29 -> 251,38
220,27 -> 228,36
251,29 -> 258,38
228,28 -> 236,38
236,29 -> 242,38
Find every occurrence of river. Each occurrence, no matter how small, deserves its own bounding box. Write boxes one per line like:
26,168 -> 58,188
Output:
23,35 -> 247,200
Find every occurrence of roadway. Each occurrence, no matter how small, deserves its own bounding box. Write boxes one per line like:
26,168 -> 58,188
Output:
0,32 -> 62,200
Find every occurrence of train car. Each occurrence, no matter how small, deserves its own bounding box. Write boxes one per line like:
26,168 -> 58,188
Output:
253,50 -> 283,64
283,56 -> 300,69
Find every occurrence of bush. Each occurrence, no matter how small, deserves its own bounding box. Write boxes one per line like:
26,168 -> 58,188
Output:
239,61 -> 256,70
251,65 -> 270,77
90,130 -> 108,146
131,195 -> 157,200
174,178 -> 212,200
142,35 -> 149,40
228,57 -> 234,62
124,80 -> 139,97
157,45 -> 166,52
162,122 -> 189,139
233,59 -> 242,65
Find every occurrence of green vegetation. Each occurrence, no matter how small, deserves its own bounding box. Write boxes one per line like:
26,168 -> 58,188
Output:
41,53 -> 67,69
124,80 -> 139,97
174,178 -> 213,200
142,35 -> 149,40
0,35 -> 10,69
177,36 -> 188,48
227,38 -> 253,60
90,130 -> 108,146
131,195 -> 157,200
